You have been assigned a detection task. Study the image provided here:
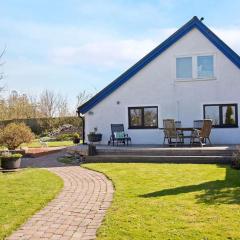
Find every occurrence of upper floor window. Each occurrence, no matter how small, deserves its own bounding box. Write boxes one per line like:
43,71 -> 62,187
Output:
176,57 -> 192,79
197,55 -> 214,78
176,54 -> 215,80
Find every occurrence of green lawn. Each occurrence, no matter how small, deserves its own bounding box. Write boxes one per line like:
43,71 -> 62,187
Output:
0,169 -> 63,240
84,163 -> 240,240
1,140 -> 75,149
22,139 -> 75,148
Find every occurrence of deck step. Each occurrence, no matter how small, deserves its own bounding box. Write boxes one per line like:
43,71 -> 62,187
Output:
97,149 -> 234,156
85,155 -> 232,164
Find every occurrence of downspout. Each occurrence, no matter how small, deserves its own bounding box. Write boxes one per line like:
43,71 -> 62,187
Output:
77,110 -> 86,145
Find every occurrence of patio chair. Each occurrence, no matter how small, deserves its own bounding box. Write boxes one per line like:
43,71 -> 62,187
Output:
191,119 -> 212,147
193,120 -> 204,129
39,138 -> 48,148
163,119 -> 183,146
175,121 -> 182,128
108,124 -> 131,146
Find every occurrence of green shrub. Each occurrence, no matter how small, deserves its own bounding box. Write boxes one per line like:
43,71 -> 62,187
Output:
232,147 -> 240,169
0,123 -> 35,150
0,117 -> 82,136
0,152 -> 23,159
55,133 -> 76,141
73,133 -> 80,139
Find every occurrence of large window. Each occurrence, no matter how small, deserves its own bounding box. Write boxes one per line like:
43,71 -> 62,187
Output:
197,55 -> 214,78
128,106 -> 158,129
203,104 -> 238,128
176,57 -> 192,79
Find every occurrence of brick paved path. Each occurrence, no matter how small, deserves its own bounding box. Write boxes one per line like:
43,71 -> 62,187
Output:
7,152 -> 114,240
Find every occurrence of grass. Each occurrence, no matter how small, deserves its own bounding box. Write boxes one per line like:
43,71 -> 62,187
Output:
0,169 -> 63,240
84,163 -> 240,240
22,139 -> 75,148
1,140 -> 75,149
57,156 -> 77,164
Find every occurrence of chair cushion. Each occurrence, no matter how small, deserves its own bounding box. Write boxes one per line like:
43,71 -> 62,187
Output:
114,131 -> 125,139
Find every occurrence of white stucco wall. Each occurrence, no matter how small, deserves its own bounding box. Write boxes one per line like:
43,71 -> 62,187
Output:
84,28 -> 240,144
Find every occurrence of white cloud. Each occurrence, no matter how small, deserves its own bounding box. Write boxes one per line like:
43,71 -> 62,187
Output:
50,26 -> 240,69
49,28 -> 177,68
2,18 -> 239,71
213,28 -> 240,54
50,39 -> 158,68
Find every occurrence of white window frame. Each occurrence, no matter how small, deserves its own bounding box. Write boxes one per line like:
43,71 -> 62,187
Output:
174,52 -> 216,82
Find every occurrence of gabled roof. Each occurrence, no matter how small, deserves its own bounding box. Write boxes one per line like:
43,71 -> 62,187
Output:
77,16 -> 240,114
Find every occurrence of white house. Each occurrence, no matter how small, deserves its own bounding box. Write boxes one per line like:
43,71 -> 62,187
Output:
77,16 -> 240,145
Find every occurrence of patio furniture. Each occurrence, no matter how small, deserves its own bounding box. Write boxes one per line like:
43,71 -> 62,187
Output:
108,124 -> 131,146
193,120 -> 204,129
175,121 -> 182,128
191,119 -> 212,147
163,119 -> 184,146
39,138 -> 48,148
175,121 -> 185,138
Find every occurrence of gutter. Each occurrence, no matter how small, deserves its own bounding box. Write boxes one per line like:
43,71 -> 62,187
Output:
77,110 -> 85,145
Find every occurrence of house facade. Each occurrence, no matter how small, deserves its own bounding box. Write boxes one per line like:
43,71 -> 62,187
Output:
77,17 -> 240,145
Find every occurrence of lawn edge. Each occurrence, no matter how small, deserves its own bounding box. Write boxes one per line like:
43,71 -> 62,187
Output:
3,169 -> 64,240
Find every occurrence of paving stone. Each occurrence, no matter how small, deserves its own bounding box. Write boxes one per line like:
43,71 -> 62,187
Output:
7,151 -> 114,240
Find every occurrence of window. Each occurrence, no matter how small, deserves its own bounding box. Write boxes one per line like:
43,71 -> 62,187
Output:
203,104 -> 238,128
176,57 -> 192,78
197,55 -> 214,78
176,54 -> 215,80
128,106 -> 158,129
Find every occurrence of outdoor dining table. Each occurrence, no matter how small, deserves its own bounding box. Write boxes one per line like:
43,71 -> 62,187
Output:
159,127 -> 201,145
159,127 -> 199,131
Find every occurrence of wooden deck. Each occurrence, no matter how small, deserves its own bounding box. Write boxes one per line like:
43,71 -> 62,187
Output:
67,144 -> 238,164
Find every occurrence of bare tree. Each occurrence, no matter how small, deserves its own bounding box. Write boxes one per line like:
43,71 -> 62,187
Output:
38,90 -> 71,118
0,90 -> 44,120
39,90 -> 58,117
56,94 -> 69,117
0,46 -> 6,93
76,90 -> 93,108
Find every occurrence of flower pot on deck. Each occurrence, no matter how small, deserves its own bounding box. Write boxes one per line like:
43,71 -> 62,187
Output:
87,133 -> 102,143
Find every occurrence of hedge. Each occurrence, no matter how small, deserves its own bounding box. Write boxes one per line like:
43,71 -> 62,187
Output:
0,117 -> 82,136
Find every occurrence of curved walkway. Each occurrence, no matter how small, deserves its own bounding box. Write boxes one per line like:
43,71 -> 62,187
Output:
7,152 -> 114,240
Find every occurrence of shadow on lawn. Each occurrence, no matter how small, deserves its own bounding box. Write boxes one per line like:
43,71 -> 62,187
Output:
140,166 -> 240,204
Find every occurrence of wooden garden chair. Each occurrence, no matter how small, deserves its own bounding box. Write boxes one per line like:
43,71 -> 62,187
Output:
163,119 -> 183,146
191,119 -> 212,147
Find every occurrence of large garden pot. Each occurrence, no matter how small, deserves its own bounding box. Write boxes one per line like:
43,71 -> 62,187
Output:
73,138 -> 80,144
87,133 -> 102,142
1,157 -> 22,169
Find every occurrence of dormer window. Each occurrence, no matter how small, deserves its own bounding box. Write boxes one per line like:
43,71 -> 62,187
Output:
176,57 -> 192,79
176,54 -> 215,80
197,55 -> 214,78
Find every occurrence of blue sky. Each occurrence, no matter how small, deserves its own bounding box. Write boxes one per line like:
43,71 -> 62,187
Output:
1,0 -> 240,107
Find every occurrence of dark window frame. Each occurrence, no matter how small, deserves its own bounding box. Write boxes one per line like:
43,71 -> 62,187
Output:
203,104 -> 238,128
128,106 -> 158,129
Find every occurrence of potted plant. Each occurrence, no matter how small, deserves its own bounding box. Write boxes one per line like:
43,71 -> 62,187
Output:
232,148 -> 240,169
73,133 -> 80,144
87,127 -> 102,143
0,123 -> 34,169
0,152 -> 23,169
